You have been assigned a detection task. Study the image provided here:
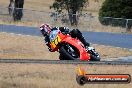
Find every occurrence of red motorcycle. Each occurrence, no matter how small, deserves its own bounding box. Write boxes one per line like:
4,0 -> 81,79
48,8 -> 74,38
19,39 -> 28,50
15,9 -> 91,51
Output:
49,29 -> 100,61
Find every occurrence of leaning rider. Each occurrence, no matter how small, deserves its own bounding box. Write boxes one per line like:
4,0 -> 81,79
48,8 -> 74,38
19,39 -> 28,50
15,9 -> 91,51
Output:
39,24 -> 90,51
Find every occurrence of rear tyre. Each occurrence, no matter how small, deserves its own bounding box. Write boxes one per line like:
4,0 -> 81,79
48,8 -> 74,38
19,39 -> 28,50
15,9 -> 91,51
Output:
90,54 -> 100,61
87,47 -> 101,61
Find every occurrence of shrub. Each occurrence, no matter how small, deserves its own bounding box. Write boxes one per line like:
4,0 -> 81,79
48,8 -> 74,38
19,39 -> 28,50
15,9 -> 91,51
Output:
99,0 -> 132,29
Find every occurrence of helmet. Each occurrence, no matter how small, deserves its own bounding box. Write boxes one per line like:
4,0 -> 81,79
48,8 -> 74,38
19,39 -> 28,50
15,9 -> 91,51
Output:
40,24 -> 52,35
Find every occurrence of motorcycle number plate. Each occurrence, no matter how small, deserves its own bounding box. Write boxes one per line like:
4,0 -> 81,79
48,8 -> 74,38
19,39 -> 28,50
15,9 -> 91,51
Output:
51,35 -> 61,48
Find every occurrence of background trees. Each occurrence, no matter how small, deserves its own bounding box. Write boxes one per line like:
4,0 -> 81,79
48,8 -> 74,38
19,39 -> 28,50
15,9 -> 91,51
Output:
99,0 -> 132,30
50,0 -> 89,26
9,0 -> 24,21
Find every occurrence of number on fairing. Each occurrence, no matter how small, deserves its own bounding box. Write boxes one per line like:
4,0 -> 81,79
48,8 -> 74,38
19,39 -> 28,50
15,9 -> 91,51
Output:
51,35 -> 61,48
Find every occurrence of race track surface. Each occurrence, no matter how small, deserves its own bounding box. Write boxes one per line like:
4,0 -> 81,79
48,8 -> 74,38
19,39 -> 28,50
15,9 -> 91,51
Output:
0,24 -> 132,49
0,59 -> 132,65
0,24 -> 132,62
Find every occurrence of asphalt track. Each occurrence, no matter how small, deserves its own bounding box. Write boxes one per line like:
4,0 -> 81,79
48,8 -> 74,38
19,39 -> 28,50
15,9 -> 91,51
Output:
0,59 -> 132,65
0,24 -> 132,62
0,24 -> 132,49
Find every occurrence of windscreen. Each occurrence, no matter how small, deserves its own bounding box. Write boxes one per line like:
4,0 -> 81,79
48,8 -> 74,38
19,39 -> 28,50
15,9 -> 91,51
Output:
49,30 -> 59,42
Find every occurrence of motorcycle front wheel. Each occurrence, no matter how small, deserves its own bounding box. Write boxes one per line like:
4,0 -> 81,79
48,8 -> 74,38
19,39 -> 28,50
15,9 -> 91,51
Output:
59,45 -> 80,60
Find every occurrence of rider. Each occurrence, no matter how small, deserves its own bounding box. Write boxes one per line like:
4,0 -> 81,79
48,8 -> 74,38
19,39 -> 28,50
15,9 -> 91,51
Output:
39,24 -> 90,51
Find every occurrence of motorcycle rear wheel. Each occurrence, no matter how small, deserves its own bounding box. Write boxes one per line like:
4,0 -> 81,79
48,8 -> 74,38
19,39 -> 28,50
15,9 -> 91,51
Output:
90,54 -> 100,61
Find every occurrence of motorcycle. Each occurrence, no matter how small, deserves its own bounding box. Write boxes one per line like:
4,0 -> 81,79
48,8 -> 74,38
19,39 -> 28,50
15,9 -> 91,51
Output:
49,29 -> 100,61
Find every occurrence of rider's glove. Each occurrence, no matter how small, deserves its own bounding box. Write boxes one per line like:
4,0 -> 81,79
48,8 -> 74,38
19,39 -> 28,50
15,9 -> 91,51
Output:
46,43 -> 53,52
48,47 -> 53,52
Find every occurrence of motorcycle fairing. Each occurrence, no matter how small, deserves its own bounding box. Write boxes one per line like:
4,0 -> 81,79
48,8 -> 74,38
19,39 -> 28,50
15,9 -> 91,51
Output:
60,35 -> 90,61
49,30 -> 90,61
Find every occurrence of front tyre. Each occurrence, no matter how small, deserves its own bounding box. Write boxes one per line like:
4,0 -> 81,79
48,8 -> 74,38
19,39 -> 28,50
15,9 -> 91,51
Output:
59,45 -> 80,60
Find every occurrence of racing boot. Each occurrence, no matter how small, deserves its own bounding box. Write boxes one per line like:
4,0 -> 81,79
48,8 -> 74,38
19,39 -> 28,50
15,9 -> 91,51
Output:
70,29 -> 90,48
75,29 -> 90,47
80,36 -> 90,47
79,36 -> 90,52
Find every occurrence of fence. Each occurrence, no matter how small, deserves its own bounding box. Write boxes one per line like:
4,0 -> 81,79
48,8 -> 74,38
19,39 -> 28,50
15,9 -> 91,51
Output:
0,7 -> 132,33
99,17 -> 132,31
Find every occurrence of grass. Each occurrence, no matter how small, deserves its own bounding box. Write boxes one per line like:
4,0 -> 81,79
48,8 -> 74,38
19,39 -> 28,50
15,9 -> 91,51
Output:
0,1 -> 132,88
0,32 -> 59,59
0,63 -> 131,88
0,32 -> 132,60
